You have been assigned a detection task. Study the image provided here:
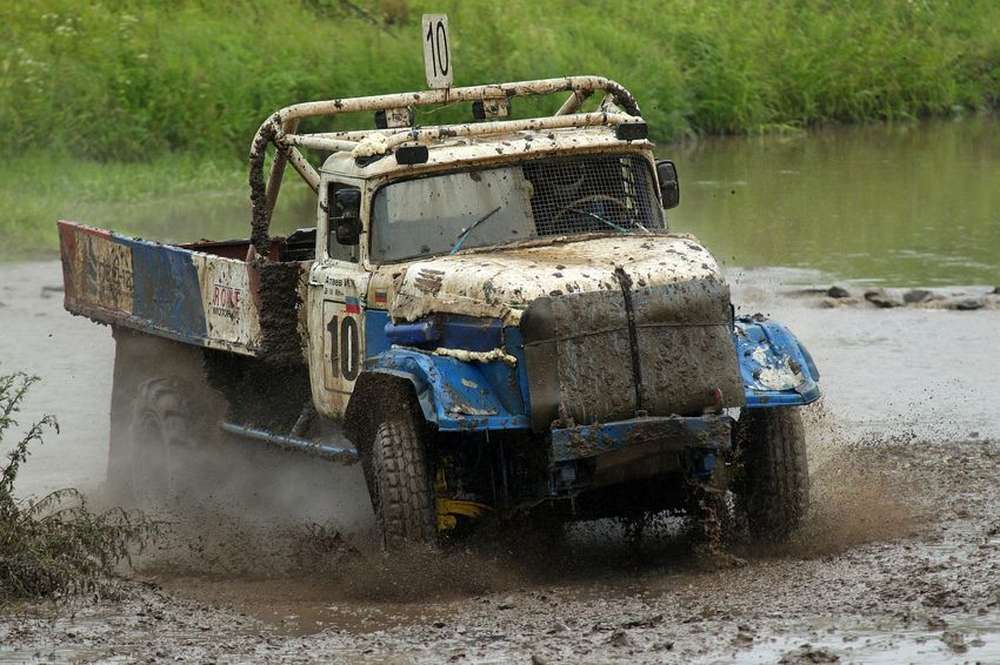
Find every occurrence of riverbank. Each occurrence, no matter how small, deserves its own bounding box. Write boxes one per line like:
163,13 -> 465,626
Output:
0,154 -> 317,261
3,0 -> 998,161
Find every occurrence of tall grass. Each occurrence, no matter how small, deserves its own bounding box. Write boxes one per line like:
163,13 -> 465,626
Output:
0,372 -> 157,600
1,0 -> 998,161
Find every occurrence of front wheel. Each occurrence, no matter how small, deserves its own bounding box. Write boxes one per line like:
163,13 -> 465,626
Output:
366,398 -> 437,551
735,407 -> 809,541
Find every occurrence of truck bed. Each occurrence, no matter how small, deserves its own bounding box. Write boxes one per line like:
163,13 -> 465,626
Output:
58,220 -> 311,357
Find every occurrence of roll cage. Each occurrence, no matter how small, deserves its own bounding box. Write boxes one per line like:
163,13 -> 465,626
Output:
248,75 -> 644,257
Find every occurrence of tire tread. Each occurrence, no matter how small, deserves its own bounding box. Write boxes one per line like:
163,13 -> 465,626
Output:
369,398 -> 436,550
740,407 -> 809,540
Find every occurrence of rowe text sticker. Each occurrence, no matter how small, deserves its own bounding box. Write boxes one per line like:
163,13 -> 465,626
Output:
422,14 -> 452,89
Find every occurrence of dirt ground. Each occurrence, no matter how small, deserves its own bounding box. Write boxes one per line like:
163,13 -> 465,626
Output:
2,261 -> 999,664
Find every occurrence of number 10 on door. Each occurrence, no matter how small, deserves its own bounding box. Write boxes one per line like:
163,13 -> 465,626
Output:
323,299 -> 360,391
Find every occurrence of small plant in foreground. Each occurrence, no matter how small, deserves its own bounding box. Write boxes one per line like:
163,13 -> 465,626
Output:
0,372 -> 158,600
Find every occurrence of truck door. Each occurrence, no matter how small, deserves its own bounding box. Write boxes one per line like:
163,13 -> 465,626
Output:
307,179 -> 370,420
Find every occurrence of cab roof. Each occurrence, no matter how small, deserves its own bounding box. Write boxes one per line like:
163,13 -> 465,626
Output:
318,125 -> 655,180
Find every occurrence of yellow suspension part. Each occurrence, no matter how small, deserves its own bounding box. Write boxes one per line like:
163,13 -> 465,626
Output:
435,468 -> 491,531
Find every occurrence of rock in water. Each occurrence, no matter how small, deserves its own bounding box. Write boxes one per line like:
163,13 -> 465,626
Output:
948,298 -> 984,311
827,285 -> 851,299
903,288 -> 933,304
864,288 -> 902,308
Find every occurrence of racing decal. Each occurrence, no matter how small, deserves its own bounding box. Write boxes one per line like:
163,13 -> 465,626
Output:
197,258 -> 261,348
59,223 -> 134,314
322,299 -> 362,391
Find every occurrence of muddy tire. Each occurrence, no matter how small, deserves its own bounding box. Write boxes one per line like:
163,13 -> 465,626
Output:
366,398 -> 437,551
126,377 -> 205,505
736,407 -> 809,541
107,328 -> 224,507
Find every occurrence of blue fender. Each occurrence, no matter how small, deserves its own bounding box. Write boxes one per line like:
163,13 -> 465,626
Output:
733,316 -> 821,407
361,348 -> 531,432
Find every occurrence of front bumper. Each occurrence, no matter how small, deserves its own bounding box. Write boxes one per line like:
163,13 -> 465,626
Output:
548,414 -> 733,495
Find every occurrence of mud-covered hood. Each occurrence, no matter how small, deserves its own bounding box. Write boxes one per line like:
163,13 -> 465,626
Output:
388,234 -> 725,324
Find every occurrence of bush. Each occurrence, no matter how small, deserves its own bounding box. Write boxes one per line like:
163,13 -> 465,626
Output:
0,372 -> 157,600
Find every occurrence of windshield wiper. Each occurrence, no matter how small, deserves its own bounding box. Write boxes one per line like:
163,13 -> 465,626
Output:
450,206 -> 502,255
565,207 -> 631,233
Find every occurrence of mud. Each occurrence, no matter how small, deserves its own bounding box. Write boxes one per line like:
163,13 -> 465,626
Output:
3,261 -> 1000,663
254,259 -> 307,366
3,435 -> 999,663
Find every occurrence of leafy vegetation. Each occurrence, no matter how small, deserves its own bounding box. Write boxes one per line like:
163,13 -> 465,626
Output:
1,0 -> 997,161
0,372 -> 156,600
1,0 -> 997,257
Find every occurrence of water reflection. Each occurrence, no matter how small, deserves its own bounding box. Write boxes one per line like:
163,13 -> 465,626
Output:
666,115 -> 999,285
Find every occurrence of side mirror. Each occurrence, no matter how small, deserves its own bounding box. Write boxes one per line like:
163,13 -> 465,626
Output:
656,160 -> 680,210
331,187 -> 361,245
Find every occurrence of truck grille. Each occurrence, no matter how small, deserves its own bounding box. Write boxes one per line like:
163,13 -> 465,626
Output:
520,275 -> 744,431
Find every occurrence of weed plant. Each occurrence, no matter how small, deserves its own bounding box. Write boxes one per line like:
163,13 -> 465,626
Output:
0,372 -> 157,600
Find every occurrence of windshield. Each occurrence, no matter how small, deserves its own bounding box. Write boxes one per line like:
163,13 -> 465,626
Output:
370,154 -> 664,262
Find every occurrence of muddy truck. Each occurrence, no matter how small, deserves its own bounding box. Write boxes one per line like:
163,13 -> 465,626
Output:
58,76 -> 821,549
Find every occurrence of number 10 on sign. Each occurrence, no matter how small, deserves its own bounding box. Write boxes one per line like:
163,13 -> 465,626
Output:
422,14 -> 452,89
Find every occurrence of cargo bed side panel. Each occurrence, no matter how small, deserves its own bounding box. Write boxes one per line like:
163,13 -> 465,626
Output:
58,221 -> 262,356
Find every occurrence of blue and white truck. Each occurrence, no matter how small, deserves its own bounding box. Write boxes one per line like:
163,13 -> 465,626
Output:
59,75 -> 820,549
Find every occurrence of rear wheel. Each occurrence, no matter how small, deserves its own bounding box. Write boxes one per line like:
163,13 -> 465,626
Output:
366,397 -> 437,550
735,407 -> 809,541
107,328 -> 223,507
128,377 -> 204,505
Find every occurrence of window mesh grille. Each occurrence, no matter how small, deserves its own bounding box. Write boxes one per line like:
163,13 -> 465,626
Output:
522,155 -> 663,237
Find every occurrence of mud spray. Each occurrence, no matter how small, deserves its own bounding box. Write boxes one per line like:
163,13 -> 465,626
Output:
770,399 -> 920,558
104,395 -> 924,631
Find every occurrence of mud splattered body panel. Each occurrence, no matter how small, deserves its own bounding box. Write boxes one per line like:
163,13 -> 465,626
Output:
520,274 -> 744,430
58,221 -> 265,355
377,234 -> 745,429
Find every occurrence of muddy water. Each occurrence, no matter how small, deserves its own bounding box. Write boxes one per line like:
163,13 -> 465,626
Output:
671,115 -> 1000,286
1,118 -> 999,663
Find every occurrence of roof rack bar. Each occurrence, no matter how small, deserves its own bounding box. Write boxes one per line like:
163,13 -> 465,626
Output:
282,134 -> 360,153
269,76 -> 639,128
248,76 -> 641,257
313,128 -> 409,141
378,111 -> 640,152
556,90 -> 592,116
284,111 -> 640,157
287,147 -> 321,193
264,119 -> 298,220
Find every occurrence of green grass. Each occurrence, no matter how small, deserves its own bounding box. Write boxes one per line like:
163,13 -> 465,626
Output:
0,155 -> 248,259
1,0 -> 998,257
2,0 -> 998,160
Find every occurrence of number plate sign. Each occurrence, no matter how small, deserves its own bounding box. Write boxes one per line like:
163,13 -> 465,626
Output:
422,14 -> 452,89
